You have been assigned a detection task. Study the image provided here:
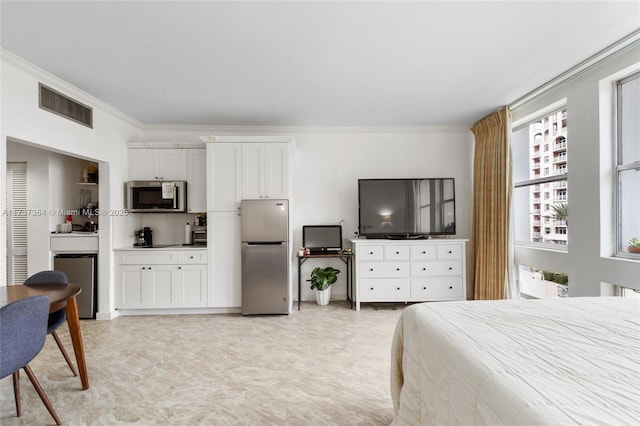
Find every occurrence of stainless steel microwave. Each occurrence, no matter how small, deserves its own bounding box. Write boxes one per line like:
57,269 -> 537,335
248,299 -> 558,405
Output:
126,181 -> 187,213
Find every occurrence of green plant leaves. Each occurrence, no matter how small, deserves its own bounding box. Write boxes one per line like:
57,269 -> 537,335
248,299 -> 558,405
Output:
307,266 -> 341,291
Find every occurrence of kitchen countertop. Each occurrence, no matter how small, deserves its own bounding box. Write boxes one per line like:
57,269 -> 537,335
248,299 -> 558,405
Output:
51,231 -> 99,237
114,244 -> 207,251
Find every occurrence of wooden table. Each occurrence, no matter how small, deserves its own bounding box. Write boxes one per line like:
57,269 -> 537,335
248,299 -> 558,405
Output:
0,283 -> 89,390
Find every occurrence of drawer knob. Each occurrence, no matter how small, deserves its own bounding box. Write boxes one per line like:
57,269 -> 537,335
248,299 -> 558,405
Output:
178,266 -> 182,270
423,286 -> 427,290
396,268 -> 400,271
396,287 -> 400,290
449,286 -> 453,289
396,251 -> 400,254
370,268 -> 374,272
422,267 -> 426,271
370,287 -> 374,290
190,256 -> 194,259
148,267 -> 152,270
422,251 -> 426,254
448,250 -> 452,254
449,267 -> 453,270
142,267 -> 146,270
369,251 -> 373,255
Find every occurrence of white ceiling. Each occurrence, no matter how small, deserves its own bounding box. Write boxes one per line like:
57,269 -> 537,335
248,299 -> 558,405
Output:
1,1 -> 639,127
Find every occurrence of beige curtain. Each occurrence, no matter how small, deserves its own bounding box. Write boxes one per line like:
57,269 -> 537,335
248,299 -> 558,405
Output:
471,107 -> 511,300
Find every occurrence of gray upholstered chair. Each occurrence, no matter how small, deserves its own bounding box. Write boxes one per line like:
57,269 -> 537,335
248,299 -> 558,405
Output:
0,295 -> 62,425
24,270 -> 78,376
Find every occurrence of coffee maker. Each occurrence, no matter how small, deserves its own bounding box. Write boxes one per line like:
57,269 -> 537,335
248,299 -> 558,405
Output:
134,227 -> 153,247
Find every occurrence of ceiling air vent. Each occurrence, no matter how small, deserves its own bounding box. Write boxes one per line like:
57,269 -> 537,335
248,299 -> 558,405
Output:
39,83 -> 93,128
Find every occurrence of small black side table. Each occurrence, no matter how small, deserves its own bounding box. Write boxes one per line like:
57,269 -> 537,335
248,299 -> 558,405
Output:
296,252 -> 353,310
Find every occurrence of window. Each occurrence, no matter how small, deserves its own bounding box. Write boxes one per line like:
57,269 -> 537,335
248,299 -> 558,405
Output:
616,72 -> 640,257
513,107 -> 568,247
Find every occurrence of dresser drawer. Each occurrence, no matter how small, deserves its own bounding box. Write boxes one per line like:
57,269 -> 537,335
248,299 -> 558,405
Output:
359,245 -> 383,260
412,277 -> 464,298
360,278 -> 410,300
384,245 -> 410,260
410,245 -> 437,260
360,261 -> 410,278
411,261 -> 463,276
437,244 -> 463,259
178,250 -> 208,264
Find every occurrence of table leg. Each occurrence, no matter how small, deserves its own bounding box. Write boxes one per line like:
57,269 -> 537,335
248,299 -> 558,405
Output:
298,259 -> 302,310
65,296 -> 89,390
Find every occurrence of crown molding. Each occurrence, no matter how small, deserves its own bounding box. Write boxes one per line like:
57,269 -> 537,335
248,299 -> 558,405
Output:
1,48 -> 144,129
142,123 -> 471,134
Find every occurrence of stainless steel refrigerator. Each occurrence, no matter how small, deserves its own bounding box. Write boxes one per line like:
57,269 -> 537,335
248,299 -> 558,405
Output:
53,254 -> 97,319
241,199 -> 290,315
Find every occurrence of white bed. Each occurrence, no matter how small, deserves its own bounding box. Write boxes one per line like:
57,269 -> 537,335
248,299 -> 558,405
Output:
390,297 -> 640,425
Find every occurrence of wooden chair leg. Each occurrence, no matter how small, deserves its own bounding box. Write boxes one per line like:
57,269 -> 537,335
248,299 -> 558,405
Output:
12,370 -> 21,417
22,364 -> 62,425
51,330 -> 78,376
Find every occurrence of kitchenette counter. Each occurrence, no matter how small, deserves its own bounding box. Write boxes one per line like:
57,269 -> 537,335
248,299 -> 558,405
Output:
114,245 -> 206,251
51,231 -> 99,237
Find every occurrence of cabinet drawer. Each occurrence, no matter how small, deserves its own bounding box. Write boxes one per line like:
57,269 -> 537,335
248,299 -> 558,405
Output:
359,246 -> 383,260
437,244 -> 463,259
411,277 -> 464,299
410,245 -> 437,260
178,250 -> 208,264
411,261 -> 463,276
360,261 -> 410,278
117,250 -> 177,265
360,278 -> 410,300
384,245 -> 409,260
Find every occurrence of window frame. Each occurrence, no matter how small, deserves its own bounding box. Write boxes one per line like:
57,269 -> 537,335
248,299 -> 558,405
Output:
615,71 -> 640,258
513,105 -> 569,250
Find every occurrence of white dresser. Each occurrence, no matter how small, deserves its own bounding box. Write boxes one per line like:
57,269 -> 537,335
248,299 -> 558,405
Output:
352,239 -> 467,310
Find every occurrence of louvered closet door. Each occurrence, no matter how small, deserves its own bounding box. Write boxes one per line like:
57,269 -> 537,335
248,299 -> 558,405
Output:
6,162 -> 28,284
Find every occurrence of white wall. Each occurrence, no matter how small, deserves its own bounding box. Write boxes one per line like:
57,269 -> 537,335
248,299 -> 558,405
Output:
142,126 -> 474,301
1,50 -> 143,319
512,44 -> 640,295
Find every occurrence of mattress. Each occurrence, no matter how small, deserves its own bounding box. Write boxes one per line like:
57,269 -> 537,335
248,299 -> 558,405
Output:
390,297 -> 640,425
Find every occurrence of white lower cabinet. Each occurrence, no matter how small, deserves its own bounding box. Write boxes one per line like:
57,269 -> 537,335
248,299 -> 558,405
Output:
116,249 -> 208,309
353,239 -> 467,310
208,212 -> 241,308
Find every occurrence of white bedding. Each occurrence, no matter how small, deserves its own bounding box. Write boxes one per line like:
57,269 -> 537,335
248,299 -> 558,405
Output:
390,297 -> 640,425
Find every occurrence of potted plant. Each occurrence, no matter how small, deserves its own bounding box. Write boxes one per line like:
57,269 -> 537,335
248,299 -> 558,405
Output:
628,237 -> 640,254
307,266 -> 341,306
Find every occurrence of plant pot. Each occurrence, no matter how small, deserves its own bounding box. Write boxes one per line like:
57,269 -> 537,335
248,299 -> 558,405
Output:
314,287 -> 331,306
628,246 -> 640,254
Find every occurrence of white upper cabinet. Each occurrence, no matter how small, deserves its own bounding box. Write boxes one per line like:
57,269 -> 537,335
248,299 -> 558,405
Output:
241,142 -> 290,200
207,143 -> 242,211
128,149 -> 187,181
187,149 -> 206,213
207,138 -> 292,211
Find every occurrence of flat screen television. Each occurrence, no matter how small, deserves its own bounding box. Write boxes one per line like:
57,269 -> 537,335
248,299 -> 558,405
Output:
358,178 -> 455,239
303,225 -> 343,253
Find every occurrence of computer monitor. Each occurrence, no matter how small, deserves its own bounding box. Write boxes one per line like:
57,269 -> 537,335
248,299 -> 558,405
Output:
302,225 -> 343,254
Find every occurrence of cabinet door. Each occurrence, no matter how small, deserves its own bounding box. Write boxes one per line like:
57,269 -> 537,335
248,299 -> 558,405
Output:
264,143 -> 289,199
187,149 -> 207,213
209,212 -> 242,307
156,149 -> 187,180
128,150 -> 156,180
207,143 -> 242,211
116,264 -> 175,308
148,265 -> 177,307
176,264 -> 208,307
117,265 -> 146,308
241,143 -> 265,199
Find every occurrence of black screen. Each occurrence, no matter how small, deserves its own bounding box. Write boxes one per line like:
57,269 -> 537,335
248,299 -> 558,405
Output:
303,225 -> 343,253
358,178 -> 455,238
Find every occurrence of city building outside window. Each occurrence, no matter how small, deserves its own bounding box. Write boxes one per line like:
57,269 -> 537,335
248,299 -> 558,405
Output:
513,107 -> 568,247
616,72 -> 640,257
